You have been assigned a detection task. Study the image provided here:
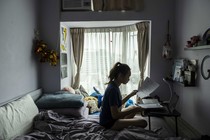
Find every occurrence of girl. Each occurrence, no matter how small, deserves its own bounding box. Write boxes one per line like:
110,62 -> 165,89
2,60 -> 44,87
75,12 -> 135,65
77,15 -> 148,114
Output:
99,62 -> 147,130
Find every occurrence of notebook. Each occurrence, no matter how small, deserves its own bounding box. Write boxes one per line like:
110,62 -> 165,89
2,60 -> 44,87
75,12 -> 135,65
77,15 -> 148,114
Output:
136,103 -> 164,109
136,93 -> 179,112
136,98 -> 164,109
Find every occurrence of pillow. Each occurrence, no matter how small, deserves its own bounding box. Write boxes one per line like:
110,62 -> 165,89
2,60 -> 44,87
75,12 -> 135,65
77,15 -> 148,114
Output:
50,101 -> 88,118
36,91 -> 84,109
0,94 -> 39,140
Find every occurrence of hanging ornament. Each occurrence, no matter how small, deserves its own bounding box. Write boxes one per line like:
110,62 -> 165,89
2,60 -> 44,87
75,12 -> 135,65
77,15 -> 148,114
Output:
162,20 -> 172,59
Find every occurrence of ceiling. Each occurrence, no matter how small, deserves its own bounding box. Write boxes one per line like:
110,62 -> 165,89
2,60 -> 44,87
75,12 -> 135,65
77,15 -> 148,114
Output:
61,20 -> 143,28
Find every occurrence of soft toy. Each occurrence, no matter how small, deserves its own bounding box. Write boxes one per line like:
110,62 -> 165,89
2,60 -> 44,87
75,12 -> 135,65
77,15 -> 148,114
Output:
186,35 -> 200,48
90,87 -> 103,108
84,96 -> 98,106
125,99 -> 134,108
84,96 -> 100,114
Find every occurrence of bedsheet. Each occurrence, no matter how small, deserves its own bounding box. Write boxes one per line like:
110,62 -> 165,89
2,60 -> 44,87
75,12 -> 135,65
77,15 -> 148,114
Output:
14,110 -> 189,140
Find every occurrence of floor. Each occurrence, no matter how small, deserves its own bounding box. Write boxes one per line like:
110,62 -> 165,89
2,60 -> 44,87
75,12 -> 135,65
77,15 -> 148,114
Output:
139,115 -> 176,137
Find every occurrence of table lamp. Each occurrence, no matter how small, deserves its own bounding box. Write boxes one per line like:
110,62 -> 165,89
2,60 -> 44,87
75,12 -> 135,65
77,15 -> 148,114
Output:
163,77 -> 173,104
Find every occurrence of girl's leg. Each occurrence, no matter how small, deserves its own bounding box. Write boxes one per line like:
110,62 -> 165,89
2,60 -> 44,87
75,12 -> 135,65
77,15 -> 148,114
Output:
121,105 -> 138,119
111,118 -> 147,130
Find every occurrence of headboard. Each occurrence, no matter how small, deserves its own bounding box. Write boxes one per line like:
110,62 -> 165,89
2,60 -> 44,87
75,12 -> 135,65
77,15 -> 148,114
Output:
0,88 -> 42,107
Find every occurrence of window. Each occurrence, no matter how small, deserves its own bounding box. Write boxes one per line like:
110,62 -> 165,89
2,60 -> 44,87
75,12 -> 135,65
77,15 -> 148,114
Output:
80,25 -> 149,101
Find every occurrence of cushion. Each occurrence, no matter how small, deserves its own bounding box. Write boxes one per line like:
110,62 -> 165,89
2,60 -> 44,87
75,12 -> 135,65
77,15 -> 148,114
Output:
36,91 -> 84,109
0,94 -> 39,140
50,101 -> 88,118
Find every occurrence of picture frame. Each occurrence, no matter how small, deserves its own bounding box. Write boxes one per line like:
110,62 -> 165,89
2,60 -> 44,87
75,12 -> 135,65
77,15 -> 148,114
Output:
172,59 -> 197,86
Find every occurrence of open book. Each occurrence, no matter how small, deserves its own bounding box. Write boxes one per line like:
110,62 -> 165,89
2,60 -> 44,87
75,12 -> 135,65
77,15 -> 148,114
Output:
137,77 -> 159,98
136,98 -> 164,109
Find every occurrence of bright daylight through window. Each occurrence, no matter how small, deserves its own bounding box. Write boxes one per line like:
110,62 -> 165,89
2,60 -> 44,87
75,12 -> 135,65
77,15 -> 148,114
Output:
80,25 -> 149,102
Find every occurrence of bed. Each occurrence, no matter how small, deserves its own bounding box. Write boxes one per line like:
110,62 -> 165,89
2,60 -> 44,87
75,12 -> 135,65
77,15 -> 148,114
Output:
0,88 -> 189,140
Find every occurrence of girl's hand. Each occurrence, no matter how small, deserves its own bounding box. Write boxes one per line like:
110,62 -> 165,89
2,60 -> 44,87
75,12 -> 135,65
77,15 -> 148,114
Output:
130,90 -> 138,96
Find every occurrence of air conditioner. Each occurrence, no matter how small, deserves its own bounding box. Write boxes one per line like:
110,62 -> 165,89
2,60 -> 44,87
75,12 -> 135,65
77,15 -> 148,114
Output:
62,0 -> 93,11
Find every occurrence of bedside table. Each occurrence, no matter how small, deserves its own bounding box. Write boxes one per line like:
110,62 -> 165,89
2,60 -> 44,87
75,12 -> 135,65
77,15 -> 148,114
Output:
145,109 -> 181,136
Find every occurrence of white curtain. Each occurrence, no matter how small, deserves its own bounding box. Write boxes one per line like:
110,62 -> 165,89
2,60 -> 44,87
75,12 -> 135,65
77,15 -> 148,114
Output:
80,25 -> 143,101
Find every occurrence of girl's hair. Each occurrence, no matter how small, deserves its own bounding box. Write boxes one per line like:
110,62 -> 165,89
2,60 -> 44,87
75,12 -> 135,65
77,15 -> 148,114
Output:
107,62 -> 131,84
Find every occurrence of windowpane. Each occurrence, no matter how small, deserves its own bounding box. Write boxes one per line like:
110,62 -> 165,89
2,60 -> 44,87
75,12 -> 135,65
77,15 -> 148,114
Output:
80,27 -> 148,102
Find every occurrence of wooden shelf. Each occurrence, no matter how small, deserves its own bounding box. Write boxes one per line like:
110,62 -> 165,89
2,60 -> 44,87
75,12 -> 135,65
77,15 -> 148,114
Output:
184,45 -> 210,50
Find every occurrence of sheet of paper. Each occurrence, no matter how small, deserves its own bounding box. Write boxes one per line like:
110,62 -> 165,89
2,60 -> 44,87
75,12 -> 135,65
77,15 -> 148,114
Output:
137,77 -> 159,98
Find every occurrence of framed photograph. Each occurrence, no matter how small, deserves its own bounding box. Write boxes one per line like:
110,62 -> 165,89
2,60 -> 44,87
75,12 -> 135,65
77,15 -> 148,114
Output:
173,66 -> 182,81
172,59 -> 186,82
172,59 -> 198,86
61,66 -> 68,79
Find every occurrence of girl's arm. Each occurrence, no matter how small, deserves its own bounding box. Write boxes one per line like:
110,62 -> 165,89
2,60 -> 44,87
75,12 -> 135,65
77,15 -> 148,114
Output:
122,90 -> 138,104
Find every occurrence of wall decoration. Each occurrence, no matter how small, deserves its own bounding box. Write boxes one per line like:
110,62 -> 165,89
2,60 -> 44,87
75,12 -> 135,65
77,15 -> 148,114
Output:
60,27 -> 67,52
60,26 -> 68,78
60,44 -> 66,52
162,20 -> 172,60
172,59 -> 197,86
201,55 -> 210,80
61,66 -> 68,79
34,40 -> 59,66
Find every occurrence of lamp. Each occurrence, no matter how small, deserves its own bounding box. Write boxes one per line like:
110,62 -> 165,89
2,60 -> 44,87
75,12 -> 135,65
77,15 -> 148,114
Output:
163,78 -> 173,104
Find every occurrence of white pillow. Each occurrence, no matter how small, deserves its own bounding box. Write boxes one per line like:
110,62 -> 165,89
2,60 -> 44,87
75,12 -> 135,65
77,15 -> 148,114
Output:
0,94 -> 39,140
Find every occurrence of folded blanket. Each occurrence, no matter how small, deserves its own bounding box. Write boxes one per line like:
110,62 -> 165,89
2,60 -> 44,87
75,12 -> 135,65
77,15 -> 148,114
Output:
36,91 -> 84,109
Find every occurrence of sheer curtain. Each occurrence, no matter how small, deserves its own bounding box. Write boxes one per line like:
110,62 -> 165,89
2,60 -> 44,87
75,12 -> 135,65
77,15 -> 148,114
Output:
80,25 -> 143,101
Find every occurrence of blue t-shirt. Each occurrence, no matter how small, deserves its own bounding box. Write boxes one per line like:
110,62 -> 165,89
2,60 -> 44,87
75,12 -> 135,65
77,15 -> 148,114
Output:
99,82 -> 122,127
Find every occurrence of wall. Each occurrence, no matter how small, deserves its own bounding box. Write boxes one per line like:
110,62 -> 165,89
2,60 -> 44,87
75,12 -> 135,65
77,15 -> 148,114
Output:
60,0 -> 176,100
38,0 -> 61,92
174,0 -> 210,135
0,0 -> 40,104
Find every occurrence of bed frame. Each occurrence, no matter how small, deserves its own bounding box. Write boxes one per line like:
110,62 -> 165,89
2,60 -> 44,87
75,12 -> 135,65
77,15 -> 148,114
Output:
0,88 -> 42,107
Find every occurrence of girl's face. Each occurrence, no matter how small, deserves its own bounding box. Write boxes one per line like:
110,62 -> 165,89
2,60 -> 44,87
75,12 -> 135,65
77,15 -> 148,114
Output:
121,70 -> 131,84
